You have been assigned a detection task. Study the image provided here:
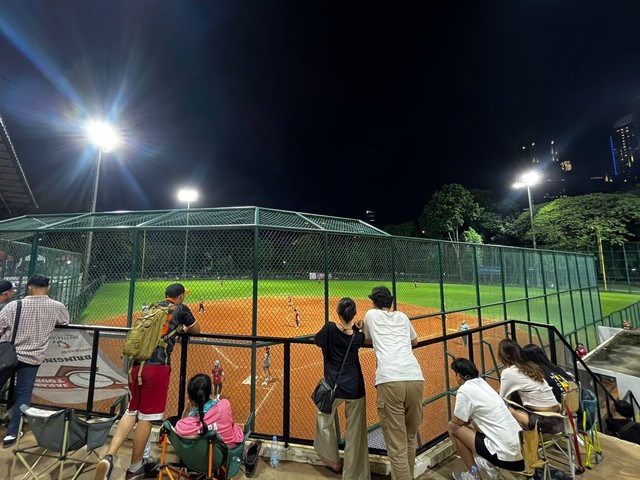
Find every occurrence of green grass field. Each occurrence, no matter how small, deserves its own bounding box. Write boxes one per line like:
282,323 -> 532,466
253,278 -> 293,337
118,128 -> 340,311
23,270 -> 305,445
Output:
78,279 -> 636,336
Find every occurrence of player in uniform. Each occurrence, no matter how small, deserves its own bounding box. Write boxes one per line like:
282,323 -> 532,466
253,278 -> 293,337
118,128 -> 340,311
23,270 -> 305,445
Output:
198,297 -> 205,313
287,295 -> 293,310
262,346 -> 271,385
294,308 -> 301,329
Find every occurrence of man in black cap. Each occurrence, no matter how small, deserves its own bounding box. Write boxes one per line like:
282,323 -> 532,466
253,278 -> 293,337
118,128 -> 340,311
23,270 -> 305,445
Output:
0,280 -> 16,312
0,275 -> 69,448
96,283 -> 200,480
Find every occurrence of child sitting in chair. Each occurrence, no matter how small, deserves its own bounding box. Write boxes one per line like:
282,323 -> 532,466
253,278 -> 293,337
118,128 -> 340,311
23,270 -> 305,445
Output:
175,373 -> 244,447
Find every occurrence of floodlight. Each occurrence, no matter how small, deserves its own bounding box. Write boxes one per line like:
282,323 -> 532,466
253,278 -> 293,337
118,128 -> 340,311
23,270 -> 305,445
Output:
85,120 -> 119,152
520,171 -> 540,186
177,189 -> 199,203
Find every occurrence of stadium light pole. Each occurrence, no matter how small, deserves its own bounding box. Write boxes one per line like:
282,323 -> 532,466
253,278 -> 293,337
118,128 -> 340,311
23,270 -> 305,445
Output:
178,188 -> 198,278
513,170 -> 540,249
83,120 -> 119,287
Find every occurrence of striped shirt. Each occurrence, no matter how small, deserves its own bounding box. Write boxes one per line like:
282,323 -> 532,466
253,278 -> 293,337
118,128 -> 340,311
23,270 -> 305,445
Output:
0,296 -> 70,365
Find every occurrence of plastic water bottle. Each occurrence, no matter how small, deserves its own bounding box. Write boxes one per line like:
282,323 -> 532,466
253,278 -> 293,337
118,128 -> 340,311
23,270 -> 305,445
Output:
269,435 -> 279,468
470,466 -> 480,479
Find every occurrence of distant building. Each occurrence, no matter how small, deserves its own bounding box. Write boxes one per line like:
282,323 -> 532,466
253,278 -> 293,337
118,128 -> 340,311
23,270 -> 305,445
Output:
365,210 -> 375,224
520,140 -> 571,200
609,113 -> 639,184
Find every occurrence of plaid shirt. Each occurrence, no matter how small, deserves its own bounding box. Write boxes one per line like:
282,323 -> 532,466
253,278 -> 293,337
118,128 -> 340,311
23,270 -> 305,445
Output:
0,296 -> 70,365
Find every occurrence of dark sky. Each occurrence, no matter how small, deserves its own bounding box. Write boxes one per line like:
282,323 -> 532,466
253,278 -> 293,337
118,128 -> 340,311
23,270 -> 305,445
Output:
2,1 -> 640,227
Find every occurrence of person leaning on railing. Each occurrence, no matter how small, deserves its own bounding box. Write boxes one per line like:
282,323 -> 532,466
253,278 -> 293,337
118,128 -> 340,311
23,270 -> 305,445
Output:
522,344 -> 577,404
497,339 -> 563,434
313,297 -> 370,480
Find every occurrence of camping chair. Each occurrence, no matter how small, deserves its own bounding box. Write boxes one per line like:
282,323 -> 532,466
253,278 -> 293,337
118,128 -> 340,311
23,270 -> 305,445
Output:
577,387 -> 603,468
496,421 -> 552,480
158,412 -> 254,480
10,405 -> 116,480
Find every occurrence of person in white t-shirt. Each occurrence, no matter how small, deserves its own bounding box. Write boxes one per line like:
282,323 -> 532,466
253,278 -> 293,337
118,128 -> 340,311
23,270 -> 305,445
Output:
498,339 -> 562,434
363,286 -> 424,480
449,358 -> 524,480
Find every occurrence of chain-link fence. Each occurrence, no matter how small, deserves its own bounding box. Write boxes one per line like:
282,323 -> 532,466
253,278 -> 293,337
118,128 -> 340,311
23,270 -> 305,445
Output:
0,207 -> 604,450
596,242 -> 640,293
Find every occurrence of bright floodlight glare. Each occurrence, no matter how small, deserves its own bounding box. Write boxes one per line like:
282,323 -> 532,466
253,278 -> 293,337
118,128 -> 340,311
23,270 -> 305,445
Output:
520,171 -> 540,186
177,188 -> 199,203
85,120 -> 119,152
513,181 -> 525,189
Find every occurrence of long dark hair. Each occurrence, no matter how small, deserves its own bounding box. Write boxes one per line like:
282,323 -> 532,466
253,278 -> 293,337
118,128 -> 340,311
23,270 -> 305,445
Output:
187,374 -> 212,436
498,339 -> 544,383
523,344 -> 565,377
337,297 -> 357,323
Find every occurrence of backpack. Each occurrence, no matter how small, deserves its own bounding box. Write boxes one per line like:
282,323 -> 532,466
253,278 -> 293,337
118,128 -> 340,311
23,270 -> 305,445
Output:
122,304 -> 181,385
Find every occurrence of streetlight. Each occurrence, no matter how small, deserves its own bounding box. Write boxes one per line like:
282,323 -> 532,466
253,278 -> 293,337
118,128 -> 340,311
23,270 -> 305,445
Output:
513,170 -> 541,249
178,188 -> 198,278
83,120 -> 119,287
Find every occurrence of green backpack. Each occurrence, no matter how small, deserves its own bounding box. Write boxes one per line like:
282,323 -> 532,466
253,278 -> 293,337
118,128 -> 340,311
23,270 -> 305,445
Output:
122,304 -> 180,385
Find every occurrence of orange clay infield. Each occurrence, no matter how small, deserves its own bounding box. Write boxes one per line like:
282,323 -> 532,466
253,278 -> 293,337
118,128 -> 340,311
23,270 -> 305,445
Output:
86,296 -> 507,445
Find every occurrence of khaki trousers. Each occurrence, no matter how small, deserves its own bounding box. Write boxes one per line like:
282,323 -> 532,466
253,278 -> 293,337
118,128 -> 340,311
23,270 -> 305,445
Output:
314,396 -> 371,480
376,381 -> 424,480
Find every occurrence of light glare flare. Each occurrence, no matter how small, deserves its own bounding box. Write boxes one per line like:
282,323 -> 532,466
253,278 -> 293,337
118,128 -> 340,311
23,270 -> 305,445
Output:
177,188 -> 198,203
85,120 -> 119,152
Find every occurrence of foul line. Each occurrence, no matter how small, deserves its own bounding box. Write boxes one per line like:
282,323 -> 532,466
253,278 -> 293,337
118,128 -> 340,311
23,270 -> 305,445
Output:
255,381 -> 278,415
211,346 -> 237,368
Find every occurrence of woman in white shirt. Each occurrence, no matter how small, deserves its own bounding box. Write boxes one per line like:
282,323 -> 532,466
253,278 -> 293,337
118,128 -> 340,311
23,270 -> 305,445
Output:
498,339 -> 562,433
449,358 -> 524,480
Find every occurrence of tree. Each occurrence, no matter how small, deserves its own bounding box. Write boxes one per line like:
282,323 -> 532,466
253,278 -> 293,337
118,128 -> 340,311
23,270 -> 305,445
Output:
383,221 -> 419,237
462,227 -> 483,244
533,193 -> 640,250
419,184 -> 481,242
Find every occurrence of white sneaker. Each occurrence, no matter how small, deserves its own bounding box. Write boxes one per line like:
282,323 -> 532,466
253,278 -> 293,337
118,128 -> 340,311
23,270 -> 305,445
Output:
261,381 -> 267,385
475,456 -> 498,480
452,471 -> 476,480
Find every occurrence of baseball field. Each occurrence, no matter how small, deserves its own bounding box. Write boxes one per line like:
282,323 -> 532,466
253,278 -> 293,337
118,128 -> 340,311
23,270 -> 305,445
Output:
71,279 -> 621,445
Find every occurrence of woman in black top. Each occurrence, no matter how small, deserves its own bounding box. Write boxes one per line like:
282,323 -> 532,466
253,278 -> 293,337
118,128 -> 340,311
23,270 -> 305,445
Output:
313,298 -> 370,480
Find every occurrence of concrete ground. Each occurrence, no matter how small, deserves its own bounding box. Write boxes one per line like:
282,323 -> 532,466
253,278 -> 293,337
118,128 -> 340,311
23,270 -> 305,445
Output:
1,427 -> 639,479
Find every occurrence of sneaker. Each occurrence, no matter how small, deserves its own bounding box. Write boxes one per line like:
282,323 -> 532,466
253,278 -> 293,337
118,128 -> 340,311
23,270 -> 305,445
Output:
3,432 -> 23,449
94,454 -> 114,480
475,456 -> 498,480
216,394 -> 221,400
452,472 -> 477,480
124,457 -> 160,480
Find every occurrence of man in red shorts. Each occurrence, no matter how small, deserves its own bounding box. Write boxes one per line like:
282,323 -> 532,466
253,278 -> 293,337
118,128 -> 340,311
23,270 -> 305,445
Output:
95,283 -> 201,480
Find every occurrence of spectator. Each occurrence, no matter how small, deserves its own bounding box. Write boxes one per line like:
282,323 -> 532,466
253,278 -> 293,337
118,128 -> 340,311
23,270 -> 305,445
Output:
262,346 -> 271,385
0,280 -> 16,312
523,344 -> 576,403
363,286 -> 424,480
575,343 -> 587,359
449,358 -> 524,480
174,374 -> 244,447
313,298 -> 370,479
606,400 -> 640,445
498,339 -> 562,434
95,283 -> 200,480
0,275 -> 69,448
211,360 -> 225,399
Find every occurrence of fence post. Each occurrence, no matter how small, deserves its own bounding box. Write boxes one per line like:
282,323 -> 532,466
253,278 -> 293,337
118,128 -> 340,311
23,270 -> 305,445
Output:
324,232 -> 329,324
472,244 -> 485,374
622,243 -> 632,294
86,330 -> 101,418
564,254 -> 579,346
391,237 -> 397,311
250,210 -> 260,420
539,250 -> 550,325
27,232 -> 40,279
552,253 -> 565,337
283,342 -> 291,447
499,248 -> 507,322
126,231 -> 140,329
522,249 -> 532,343
437,242 -> 452,420
177,334 -> 189,416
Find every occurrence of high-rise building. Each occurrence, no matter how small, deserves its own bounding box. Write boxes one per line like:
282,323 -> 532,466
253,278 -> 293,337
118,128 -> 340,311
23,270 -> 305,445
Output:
520,140 -> 570,200
365,210 -> 375,224
609,113 -> 639,184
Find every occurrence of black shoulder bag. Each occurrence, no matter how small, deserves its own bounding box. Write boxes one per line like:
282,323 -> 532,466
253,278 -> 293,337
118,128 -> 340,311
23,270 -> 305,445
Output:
311,331 -> 356,414
0,300 -> 22,376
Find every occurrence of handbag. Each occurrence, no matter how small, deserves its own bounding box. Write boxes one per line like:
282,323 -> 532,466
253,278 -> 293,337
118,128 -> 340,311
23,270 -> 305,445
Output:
312,330 -> 356,414
0,300 -> 22,377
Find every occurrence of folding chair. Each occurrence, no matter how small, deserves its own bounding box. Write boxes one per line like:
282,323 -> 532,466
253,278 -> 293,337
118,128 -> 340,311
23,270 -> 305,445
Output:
10,405 -> 116,480
496,421 -> 551,480
577,387 -> 603,468
158,413 -> 254,480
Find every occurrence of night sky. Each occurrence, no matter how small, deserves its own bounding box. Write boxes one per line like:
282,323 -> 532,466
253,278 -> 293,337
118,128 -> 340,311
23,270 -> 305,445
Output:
1,1 -> 640,227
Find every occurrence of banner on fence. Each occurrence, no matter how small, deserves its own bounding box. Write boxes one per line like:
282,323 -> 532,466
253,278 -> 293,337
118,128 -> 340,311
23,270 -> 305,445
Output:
33,330 -> 128,405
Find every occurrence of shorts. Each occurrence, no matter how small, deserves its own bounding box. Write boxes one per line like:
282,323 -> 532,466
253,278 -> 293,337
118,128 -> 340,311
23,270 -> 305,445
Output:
125,364 -> 171,421
475,432 -> 525,471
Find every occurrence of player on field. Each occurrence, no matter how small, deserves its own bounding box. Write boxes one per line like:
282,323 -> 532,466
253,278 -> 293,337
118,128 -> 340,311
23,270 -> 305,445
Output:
294,308 -> 301,329
287,295 -> 293,310
262,346 -> 271,385
198,297 -> 205,313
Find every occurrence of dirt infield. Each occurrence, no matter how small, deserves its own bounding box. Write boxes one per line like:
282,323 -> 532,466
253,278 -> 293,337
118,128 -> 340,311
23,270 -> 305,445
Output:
85,296 -> 506,446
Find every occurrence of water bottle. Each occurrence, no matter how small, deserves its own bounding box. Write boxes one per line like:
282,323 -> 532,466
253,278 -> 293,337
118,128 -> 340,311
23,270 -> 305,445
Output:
269,435 -> 279,468
470,466 -> 480,479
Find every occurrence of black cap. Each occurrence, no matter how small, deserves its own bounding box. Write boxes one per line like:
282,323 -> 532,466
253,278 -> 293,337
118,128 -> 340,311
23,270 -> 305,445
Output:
27,275 -> 50,288
165,283 -> 186,298
0,280 -> 14,295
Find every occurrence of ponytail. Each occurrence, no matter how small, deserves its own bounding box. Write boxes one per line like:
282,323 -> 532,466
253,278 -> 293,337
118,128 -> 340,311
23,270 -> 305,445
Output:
197,390 -> 207,437
187,373 -> 213,437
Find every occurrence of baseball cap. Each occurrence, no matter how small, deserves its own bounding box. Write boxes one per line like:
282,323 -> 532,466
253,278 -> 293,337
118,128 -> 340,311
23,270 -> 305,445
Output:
0,280 -> 15,295
165,283 -> 190,298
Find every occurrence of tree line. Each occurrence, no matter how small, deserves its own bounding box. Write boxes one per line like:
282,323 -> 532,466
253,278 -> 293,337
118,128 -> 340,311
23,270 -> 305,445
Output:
383,183 -> 640,251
